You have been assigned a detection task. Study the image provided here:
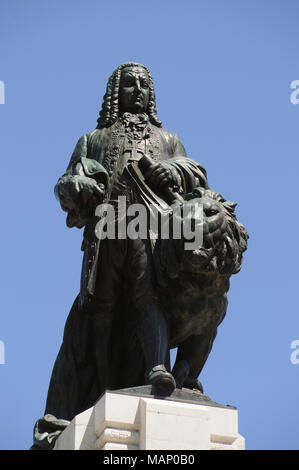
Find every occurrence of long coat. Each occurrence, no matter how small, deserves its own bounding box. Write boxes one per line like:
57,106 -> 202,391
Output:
55,120 -> 208,307
45,119 -> 209,421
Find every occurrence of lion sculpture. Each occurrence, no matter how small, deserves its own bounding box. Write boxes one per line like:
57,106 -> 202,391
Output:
153,187 -> 249,391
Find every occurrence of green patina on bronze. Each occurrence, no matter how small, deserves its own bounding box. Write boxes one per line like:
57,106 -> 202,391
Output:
31,63 -> 248,450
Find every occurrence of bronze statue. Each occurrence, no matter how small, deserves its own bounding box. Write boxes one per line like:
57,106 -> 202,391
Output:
31,62 -> 248,450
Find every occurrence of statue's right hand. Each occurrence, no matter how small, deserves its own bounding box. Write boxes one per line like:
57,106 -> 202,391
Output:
57,175 -> 105,209
72,175 -> 105,203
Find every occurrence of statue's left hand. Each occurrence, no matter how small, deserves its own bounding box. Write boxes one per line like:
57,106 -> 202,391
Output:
145,161 -> 179,189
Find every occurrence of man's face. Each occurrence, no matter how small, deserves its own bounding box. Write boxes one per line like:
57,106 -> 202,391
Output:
119,67 -> 150,114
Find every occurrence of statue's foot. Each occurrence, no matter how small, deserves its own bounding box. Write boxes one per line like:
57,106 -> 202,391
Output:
147,365 -> 176,395
183,377 -> 204,394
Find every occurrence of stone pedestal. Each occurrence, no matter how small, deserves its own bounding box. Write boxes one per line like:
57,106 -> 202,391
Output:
54,386 -> 245,450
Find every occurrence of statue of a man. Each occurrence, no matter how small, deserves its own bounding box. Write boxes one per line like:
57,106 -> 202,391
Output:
31,62 -> 211,449
31,62 -> 249,451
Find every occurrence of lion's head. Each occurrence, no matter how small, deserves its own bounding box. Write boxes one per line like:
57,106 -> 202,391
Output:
154,188 -> 249,283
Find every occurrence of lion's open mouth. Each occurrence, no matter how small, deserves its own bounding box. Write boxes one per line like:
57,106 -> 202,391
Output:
182,246 -> 214,272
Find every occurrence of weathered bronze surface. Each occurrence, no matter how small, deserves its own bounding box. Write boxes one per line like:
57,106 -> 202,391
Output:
31,62 -> 248,450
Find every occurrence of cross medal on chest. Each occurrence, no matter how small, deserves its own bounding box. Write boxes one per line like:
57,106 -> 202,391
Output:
125,136 -> 147,163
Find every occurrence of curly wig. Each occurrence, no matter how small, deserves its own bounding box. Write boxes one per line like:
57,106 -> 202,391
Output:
97,62 -> 162,129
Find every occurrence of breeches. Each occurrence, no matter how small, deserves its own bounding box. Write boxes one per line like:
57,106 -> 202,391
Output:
92,235 -> 157,318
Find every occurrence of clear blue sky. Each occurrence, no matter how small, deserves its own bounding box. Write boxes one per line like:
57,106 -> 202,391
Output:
0,0 -> 298,450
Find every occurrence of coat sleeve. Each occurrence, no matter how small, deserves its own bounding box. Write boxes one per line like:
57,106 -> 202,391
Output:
66,134 -> 88,172
171,133 -> 187,158
54,134 -> 108,228
54,134 -> 88,202
168,133 -> 209,192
